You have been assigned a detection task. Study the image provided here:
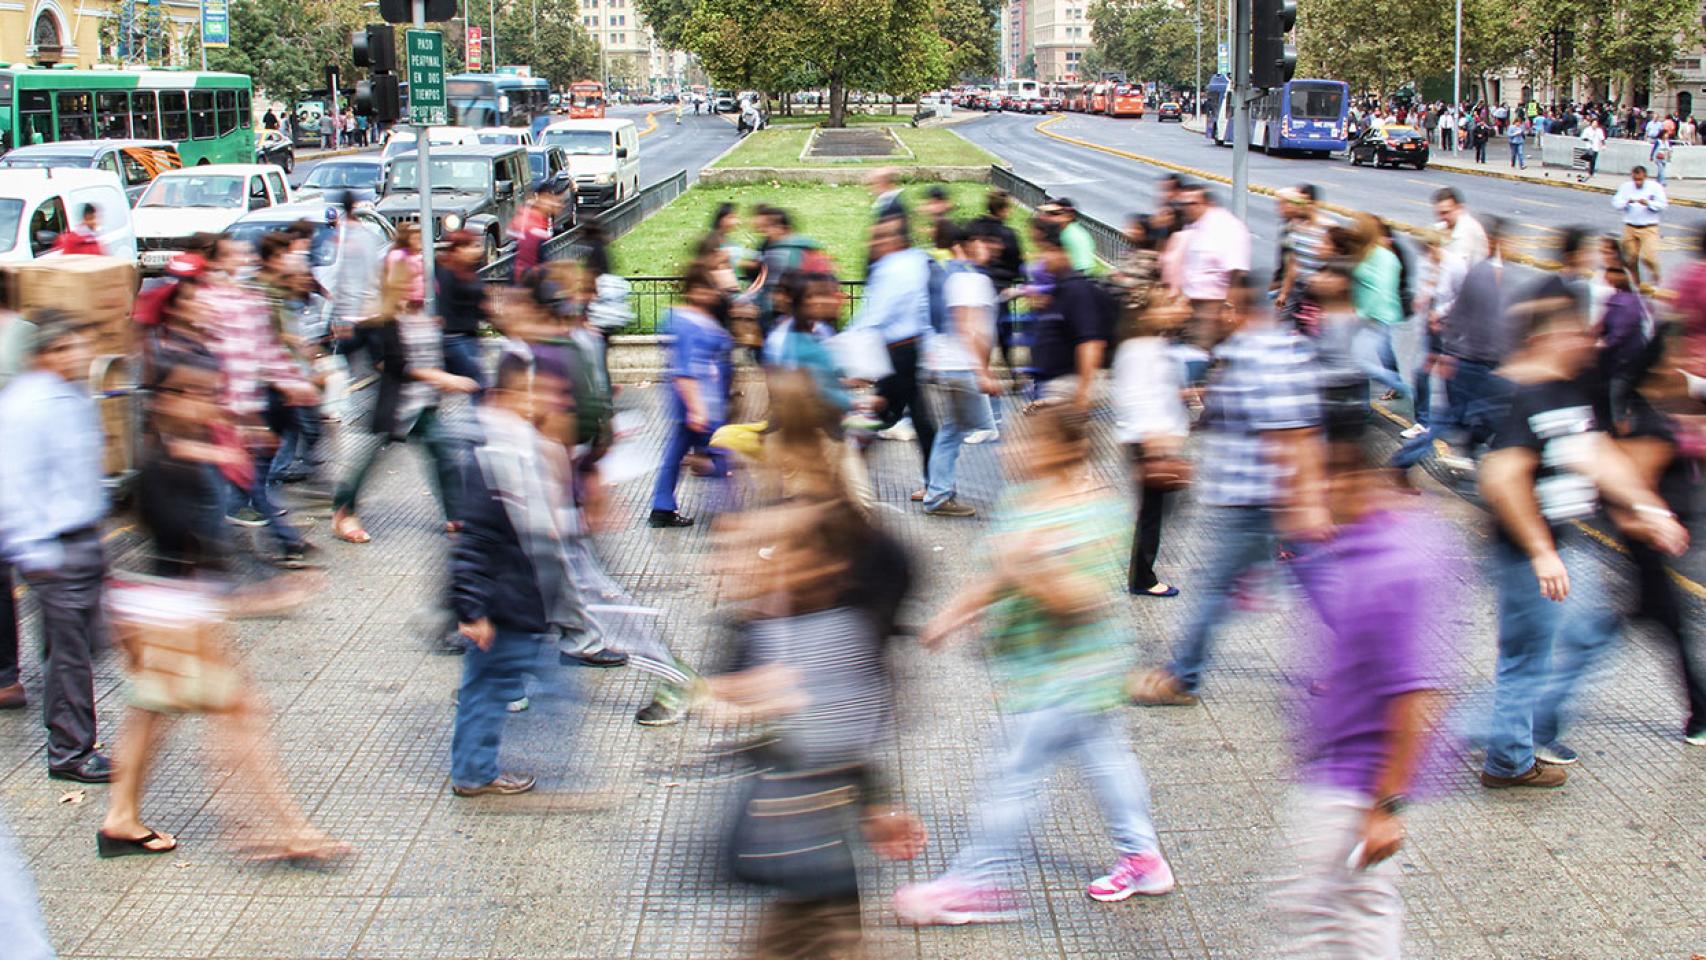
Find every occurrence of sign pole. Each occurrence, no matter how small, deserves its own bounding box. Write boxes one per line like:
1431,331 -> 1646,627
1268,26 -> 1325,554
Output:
1230,0 -> 1250,222
200,0 -> 208,71
412,0 -> 437,318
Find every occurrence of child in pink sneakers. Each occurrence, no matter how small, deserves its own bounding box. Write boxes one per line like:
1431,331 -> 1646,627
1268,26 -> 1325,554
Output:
894,402 -> 1174,925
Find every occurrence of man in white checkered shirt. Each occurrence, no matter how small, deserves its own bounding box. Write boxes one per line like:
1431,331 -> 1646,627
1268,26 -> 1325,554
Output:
1130,277 -> 1327,707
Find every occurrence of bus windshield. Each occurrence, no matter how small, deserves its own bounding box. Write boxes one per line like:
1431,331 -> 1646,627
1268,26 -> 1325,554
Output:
1290,82 -> 1345,120
138,174 -> 245,208
386,158 -> 492,192
540,129 -> 612,155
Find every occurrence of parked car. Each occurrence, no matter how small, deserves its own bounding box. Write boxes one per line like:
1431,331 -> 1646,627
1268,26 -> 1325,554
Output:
0,140 -> 182,205
380,126 -> 482,162
132,164 -> 293,274
0,168 -> 137,263
294,157 -> 387,204
525,145 -> 578,225
1348,124 -> 1430,169
1157,101 -> 1184,122
255,129 -> 296,173
375,144 -> 528,264
714,90 -> 737,113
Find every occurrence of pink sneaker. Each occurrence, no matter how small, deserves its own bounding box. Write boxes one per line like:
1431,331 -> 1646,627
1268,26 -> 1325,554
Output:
1087,851 -> 1176,902
894,877 -> 1021,925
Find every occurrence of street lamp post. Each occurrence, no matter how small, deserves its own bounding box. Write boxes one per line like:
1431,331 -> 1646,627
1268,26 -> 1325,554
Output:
1453,0 -> 1462,153
489,0 -> 497,70
1194,0 -> 1203,119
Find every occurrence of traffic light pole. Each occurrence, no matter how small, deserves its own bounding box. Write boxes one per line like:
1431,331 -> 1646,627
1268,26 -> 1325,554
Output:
415,0 -> 437,318
1230,0 -> 1250,222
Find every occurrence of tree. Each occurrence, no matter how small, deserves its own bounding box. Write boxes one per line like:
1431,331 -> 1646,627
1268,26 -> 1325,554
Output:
937,0 -> 999,81
1294,0 -> 1448,93
494,0 -> 601,89
1565,0 -> 1703,105
1088,0 -> 1195,87
1019,53 -> 1036,79
634,0 -> 701,50
205,0 -> 369,102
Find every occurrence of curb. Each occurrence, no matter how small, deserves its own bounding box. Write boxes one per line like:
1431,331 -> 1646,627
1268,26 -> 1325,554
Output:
1425,158 -> 1706,210
1030,115 -> 1568,273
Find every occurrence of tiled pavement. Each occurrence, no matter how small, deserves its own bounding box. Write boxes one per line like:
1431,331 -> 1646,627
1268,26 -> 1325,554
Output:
5,384 -> 1705,960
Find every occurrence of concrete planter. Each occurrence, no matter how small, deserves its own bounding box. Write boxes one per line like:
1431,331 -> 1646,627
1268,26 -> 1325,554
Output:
698,166 -> 993,186
608,335 -> 667,383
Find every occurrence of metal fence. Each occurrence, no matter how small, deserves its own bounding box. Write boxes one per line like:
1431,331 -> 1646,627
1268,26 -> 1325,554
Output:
989,165 -> 1133,265
623,276 -> 867,335
476,170 -> 690,283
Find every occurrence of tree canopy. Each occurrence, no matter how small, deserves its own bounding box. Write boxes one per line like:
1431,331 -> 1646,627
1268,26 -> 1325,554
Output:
1088,0 -> 1199,88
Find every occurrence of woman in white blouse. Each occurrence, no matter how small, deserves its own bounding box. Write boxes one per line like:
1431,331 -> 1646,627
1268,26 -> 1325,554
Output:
1112,294 -> 1192,598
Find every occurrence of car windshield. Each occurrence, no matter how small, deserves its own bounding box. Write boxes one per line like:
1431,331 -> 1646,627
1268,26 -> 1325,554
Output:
304,162 -> 382,189
0,155 -> 90,170
540,129 -> 613,155
138,174 -> 246,208
227,221 -> 337,266
1289,83 -> 1344,120
478,131 -> 524,145
386,158 -> 491,192
0,198 -> 22,253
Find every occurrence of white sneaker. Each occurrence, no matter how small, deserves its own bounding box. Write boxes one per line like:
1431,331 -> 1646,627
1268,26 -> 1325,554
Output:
507,697 -> 531,713
1399,423 -> 1427,440
964,428 -> 999,445
877,419 -> 916,442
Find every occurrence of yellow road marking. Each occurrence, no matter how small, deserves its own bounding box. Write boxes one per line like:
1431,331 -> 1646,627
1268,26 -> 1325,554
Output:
639,111 -> 659,138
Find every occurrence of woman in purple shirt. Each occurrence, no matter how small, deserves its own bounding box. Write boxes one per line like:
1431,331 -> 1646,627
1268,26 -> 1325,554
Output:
648,263 -> 733,528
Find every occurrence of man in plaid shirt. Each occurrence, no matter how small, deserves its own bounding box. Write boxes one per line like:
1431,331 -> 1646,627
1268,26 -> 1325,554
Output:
201,236 -> 320,566
1131,277 -> 1327,706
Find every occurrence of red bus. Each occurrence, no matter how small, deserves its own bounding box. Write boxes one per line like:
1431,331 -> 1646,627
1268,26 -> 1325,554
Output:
568,80 -> 606,119
1109,85 -> 1146,118
1088,83 -> 1110,113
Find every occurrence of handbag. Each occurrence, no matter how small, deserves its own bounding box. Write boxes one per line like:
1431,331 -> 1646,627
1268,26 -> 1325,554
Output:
726,757 -> 864,897
1139,443 -> 1193,492
106,576 -> 241,715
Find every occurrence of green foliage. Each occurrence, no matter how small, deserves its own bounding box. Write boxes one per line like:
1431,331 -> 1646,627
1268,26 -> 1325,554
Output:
1088,0 -> 1197,87
494,0 -> 601,89
635,0 -> 702,49
205,0 -> 370,101
937,0 -> 1000,81
1295,0 -> 1448,93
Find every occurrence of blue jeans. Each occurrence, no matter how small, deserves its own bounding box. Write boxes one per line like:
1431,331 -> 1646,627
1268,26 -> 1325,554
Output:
266,406 -> 321,488
1484,532 -> 1621,778
1169,505 -> 1279,693
924,370 -> 981,510
1389,358 -> 1508,469
450,628 -> 543,789
442,334 -> 487,396
1509,141 -> 1525,167
649,420 -> 727,513
948,703 -> 1158,883
229,451 -> 305,550
1355,324 -> 1409,399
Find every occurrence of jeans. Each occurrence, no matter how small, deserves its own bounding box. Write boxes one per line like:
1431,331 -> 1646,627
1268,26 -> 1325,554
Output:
1484,533 -> 1620,778
1169,506 -> 1279,693
442,334 -> 487,395
1274,785 -> 1403,959
947,703 -> 1158,883
333,408 -> 462,520
1389,358 -> 1508,469
923,370 -> 982,510
874,338 -> 936,484
0,811 -> 54,960
1126,449 -> 1169,592
1509,141 -> 1525,167
450,628 -> 543,789
267,406 -> 322,489
1475,140 -> 1487,162
650,420 -> 727,513
1354,324 -> 1410,399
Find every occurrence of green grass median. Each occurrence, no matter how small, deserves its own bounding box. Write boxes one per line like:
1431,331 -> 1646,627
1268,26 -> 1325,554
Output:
709,124 -> 998,169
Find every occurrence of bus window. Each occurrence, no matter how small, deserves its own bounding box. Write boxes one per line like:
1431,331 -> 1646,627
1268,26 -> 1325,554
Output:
190,90 -> 215,140
160,91 -> 189,141
238,89 -> 252,128
55,91 -> 94,141
20,90 -> 52,145
131,91 -> 159,138
216,89 -> 237,137
98,91 -> 131,139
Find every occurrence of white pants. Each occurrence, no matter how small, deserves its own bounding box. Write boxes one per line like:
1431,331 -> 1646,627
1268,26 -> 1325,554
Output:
1274,785 -> 1405,959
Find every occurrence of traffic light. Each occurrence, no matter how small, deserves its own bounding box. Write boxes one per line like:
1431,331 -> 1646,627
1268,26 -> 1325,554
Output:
1251,0 -> 1297,89
377,0 -> 455,23
355,74 -> 402,122
353,24 -> 396,73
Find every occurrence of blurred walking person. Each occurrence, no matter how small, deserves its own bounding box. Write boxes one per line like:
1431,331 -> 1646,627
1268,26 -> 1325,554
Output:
649,263 -> 734,528
895,403 -> 1174,924
921,223 -> 1000,518
1113,295 -> 1191,598
852,214 -> 938,501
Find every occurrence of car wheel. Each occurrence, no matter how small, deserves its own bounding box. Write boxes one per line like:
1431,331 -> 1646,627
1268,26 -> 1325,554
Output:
283,152 -> 294,174
1415,161 -> 1427,170
483,232 -> 499,264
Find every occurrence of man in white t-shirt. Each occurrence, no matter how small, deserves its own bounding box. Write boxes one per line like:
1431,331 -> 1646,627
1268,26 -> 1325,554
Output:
1432,187 -> 1488,266
921,224 -> 1000,518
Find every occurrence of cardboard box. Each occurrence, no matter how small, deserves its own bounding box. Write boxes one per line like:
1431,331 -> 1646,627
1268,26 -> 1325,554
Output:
0,255 -> 138,355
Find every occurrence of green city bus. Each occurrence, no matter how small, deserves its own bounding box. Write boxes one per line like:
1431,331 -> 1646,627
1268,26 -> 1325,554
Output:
0,66 -> 254,165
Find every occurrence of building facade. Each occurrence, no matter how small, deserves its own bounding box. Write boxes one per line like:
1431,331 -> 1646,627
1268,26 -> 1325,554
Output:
1000,0 -> 1028,79
3,0 -> 202,70
577,0 -> 668,93
1028,0 -> 1089,82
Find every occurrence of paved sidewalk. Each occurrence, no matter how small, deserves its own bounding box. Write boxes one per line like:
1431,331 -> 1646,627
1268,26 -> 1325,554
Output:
4,387 -> 1704,959
1427,152 -> 1706,207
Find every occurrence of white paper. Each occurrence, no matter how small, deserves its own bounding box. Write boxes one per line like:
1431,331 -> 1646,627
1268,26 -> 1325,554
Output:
829,326 -> 894,381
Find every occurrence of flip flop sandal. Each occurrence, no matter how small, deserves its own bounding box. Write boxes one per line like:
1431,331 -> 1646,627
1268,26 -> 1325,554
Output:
241,838 -> 353,866
97,830 -> 178,858
333,517 -> 372,544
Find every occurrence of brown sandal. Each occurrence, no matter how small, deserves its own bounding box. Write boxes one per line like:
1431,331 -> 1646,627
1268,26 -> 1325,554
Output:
1126,668 -> 1200,707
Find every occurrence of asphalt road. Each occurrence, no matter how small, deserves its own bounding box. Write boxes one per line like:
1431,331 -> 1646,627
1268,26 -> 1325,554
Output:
288,105 -> 737,194
956,110 -> 1705,282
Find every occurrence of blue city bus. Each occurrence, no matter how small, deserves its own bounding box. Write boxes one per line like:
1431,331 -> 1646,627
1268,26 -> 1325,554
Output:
1253,79 -> 1349,155
445,73 -> 551,128
1204,73 -> 1229,143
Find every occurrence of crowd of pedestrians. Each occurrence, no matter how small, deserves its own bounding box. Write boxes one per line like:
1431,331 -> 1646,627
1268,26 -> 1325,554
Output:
1,143 -> 1704,957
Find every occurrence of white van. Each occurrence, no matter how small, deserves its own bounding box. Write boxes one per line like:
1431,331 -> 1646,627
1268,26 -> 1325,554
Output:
380,126 -> 483,162
537,118 -> 641,208
0,168 -> 136,264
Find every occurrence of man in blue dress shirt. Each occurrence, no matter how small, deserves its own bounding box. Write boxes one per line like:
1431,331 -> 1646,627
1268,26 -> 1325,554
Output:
0,310 -> 112,783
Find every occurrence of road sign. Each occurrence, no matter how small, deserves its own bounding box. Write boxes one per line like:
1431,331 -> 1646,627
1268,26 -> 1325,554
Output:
406,28 -> 446,126
201,0 -> 229,48
1217,42 -> 1230,74
465,26 -> 482,72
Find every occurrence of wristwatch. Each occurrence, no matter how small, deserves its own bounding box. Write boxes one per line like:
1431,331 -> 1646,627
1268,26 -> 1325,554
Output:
1374,794 -> 1406,816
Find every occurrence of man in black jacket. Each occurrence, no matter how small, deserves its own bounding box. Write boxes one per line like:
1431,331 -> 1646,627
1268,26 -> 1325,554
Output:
449,355 -> 576,797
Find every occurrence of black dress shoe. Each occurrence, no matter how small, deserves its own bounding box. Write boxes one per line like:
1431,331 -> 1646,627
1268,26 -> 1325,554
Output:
648,510 -> 695,529
50,753 -> 113,784
560,647 -> 630,668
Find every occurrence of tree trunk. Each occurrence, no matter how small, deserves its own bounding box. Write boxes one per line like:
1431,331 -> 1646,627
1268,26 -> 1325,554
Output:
828,79 -> 847,128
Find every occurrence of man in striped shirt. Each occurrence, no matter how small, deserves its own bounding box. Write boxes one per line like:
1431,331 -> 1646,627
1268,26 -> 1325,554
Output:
1274,185 -> 1331,326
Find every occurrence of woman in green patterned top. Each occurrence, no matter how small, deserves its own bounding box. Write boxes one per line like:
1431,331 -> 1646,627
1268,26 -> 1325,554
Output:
894,402 -> 1176,926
